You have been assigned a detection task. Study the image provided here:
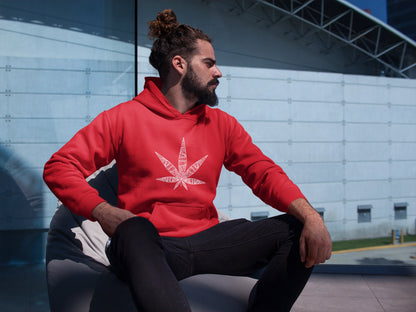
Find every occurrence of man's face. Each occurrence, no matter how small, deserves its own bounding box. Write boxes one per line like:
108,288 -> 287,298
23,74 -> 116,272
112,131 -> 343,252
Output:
181,40 -> 222,107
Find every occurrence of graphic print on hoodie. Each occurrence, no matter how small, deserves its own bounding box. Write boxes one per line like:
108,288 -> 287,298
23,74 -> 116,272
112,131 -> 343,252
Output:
155,138 -> 208,190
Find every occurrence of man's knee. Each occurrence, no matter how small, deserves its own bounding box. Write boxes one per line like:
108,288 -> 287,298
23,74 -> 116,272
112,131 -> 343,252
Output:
115,216 -> 157,234
111,216 -> 161,250
270,214 -> 302,230
265,214 -> 303,244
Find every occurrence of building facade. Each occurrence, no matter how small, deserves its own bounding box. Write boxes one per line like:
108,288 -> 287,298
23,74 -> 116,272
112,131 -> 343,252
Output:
1,0 -> 415,264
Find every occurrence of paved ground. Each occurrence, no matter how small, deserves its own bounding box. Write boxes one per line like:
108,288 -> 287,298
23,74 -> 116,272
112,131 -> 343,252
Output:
1,244 -> 415,312
328,244 -> 416,266
293,272 -> 416,312
293,244 -> 416,312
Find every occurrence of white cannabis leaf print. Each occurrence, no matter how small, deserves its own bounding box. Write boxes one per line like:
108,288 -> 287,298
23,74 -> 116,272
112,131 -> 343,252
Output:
155,138 -> 208,190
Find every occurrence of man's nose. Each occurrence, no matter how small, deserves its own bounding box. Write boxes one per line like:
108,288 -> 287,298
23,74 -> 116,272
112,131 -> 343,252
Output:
213,65 -> 222,78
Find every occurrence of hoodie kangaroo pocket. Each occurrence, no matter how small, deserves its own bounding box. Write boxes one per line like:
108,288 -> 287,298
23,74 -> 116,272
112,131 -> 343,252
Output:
149,202 -> 209,235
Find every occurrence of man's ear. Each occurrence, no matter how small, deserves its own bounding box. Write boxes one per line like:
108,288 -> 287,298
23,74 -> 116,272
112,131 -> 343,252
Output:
172,55 -> 187,75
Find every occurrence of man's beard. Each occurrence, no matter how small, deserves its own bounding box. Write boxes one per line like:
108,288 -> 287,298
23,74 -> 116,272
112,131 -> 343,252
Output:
181,65 -> 219,107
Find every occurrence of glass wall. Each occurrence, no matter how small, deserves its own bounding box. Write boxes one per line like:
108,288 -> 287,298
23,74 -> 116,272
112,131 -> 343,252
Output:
0,0 -> 135,264
1,1 -> 414,311
1,0 -> 414,270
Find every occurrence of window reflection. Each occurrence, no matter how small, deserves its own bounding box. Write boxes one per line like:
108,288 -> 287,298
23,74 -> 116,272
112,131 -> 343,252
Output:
0,0 -> 135,264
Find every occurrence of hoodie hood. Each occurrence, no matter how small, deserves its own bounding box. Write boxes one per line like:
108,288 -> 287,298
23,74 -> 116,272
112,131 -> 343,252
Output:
133,77 -> 206,120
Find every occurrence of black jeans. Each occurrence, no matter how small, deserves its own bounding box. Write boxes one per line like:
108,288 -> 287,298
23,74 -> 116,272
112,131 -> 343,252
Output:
106,214 -> 313,312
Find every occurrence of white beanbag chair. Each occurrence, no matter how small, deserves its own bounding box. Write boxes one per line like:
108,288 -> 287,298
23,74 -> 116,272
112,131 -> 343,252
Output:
46,162 -> 257,312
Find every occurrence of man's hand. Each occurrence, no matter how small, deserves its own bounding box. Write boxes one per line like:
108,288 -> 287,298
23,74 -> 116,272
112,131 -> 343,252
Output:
289,198 -> 332,268
91,202 -> 136,237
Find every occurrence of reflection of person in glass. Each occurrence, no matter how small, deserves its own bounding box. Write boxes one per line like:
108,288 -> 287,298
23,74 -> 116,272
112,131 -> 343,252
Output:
43,9 -> 332,312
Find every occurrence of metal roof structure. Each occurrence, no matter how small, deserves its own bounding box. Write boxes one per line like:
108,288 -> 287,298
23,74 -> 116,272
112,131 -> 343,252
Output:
208,0 -> 416,78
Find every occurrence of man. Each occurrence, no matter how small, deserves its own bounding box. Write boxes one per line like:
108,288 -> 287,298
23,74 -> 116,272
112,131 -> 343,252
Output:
43,9 -> 331,312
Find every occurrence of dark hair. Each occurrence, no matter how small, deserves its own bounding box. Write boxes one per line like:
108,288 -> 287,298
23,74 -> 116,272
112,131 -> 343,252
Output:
148,9 -> 211,78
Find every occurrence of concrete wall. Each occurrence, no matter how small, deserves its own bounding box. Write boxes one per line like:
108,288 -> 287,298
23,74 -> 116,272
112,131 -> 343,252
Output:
137,50 -> 416,240
137,0 -> 416,240
214,68 -> 415,241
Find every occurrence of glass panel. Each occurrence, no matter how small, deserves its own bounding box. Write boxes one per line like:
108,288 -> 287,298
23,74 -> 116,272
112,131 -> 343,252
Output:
0,0 -> 135,264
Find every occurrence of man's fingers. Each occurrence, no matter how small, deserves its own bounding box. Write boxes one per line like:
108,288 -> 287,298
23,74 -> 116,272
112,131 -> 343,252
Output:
297,211 -> 333,268
305,241 -> 318,268
302,236 -> 332,268
326,245 -> 332,260
299,235 -> 306,263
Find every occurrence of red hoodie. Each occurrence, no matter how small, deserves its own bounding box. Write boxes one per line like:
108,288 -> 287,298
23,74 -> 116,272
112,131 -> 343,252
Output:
43,77 -> 305,237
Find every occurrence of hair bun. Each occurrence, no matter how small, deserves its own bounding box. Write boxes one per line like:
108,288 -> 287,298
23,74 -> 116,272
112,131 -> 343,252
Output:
148,9 -> 179,39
